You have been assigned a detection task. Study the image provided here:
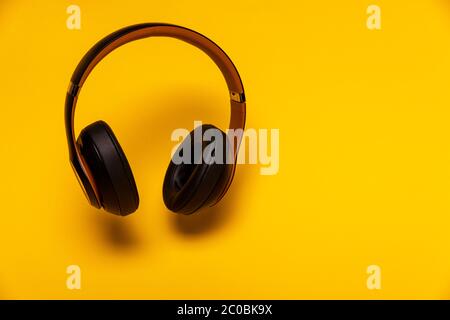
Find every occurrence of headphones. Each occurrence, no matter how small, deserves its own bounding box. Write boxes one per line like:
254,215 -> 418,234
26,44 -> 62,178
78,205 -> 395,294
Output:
65,23 -> 246,216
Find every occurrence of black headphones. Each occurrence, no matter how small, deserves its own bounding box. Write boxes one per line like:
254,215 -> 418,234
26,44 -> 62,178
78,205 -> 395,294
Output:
65,23 -> 246,216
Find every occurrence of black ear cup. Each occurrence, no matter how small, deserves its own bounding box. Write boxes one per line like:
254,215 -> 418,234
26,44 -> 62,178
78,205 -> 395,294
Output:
77,120 -> 139,216
163,124 -> 233,214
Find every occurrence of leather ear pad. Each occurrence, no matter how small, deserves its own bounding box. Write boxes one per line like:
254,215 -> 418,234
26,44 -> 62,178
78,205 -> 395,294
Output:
77,121 -> 139,216
163,124 -> 233,214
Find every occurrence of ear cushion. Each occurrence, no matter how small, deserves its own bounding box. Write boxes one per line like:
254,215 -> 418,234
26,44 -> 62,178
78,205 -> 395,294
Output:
77,121 -> 139,216
163,124 -> 233,214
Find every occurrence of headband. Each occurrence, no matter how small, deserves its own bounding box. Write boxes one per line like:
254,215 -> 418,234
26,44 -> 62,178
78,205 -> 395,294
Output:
65,23 -> 246,159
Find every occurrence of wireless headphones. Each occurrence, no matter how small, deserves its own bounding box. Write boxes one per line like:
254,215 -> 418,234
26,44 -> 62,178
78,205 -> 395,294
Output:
65,23 -> 246,216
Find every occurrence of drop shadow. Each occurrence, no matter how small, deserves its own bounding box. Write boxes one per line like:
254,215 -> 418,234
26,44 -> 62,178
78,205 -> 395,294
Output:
170,196 -> 237,236
168,164 -> 251,237
97,216 -> 140,249
91,213 -> 141,250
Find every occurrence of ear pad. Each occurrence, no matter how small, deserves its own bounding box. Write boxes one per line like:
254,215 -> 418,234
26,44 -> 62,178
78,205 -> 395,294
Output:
77,121 -> 139,216
163,124 -> 233,214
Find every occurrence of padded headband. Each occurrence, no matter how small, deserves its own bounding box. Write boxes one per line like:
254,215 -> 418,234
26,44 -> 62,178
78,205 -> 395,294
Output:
65,23 -> 246,162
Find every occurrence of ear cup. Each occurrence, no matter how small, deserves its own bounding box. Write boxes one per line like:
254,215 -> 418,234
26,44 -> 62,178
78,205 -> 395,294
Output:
163,124 -> 233,214
77,121 -> 139,216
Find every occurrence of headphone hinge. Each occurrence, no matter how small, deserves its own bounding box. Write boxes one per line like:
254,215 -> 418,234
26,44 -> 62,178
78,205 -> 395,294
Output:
230,91 -> 245,103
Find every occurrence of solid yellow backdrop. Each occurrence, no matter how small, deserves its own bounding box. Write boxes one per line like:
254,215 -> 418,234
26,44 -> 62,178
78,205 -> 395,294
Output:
1,0 -> 450,299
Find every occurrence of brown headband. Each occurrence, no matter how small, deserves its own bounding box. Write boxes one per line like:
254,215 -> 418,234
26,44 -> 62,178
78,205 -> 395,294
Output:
66,23 -> 246,157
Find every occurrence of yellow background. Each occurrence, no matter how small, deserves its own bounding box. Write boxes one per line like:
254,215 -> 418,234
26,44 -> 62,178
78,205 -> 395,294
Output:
1,0 -> 450,299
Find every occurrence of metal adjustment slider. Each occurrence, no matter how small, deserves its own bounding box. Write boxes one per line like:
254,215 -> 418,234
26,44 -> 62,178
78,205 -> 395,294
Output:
230,91 -> 246,103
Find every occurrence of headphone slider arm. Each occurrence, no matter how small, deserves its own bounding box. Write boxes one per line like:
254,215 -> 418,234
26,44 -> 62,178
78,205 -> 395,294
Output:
67,82 -> 80,97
